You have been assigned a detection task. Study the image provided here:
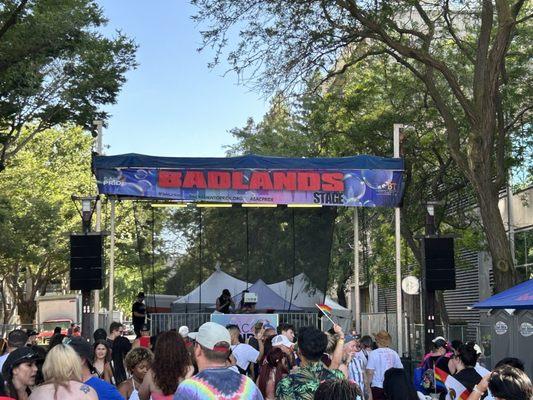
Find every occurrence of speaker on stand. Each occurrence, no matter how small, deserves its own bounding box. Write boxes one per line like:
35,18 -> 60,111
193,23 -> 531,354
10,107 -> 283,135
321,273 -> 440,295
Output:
70,234 -> 104,291
422,237 -> 456,352
70,233 -> 105,338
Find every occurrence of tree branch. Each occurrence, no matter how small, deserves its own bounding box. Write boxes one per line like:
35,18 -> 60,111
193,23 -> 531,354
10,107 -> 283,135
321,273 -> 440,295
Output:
313,49 -> 387,91
504,105 -> 532,132
0,0 -> 29,41
443,0 -> 475,63
515,12 -> 533,24
338,0 -> 476,124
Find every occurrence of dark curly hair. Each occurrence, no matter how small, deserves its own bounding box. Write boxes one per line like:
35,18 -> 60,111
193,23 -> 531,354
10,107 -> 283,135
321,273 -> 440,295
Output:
314,379 -> 362,400
152,330 -> 190,395
125,347 -> 153,372
298,326 -> 327,362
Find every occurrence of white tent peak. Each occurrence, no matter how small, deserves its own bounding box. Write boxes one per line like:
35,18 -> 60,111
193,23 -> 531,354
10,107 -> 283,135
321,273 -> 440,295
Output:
233,279 -> 303,311
172,268 -> 248,310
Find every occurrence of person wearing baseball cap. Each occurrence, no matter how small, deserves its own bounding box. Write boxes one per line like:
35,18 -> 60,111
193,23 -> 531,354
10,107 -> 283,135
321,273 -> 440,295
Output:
419,337 -> 452,396
68,337 -> 124,400
174,322 -> 263,399
271,334 -> 294,349
1,347 -> 41,399
345,334 -> 370,398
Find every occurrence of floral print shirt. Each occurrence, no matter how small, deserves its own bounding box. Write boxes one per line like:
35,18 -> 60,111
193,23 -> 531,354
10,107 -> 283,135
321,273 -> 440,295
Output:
275,361 -> 344,400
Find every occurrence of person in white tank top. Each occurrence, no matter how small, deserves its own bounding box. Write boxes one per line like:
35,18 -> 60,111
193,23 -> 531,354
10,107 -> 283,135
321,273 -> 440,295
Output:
118,347 -> 154,400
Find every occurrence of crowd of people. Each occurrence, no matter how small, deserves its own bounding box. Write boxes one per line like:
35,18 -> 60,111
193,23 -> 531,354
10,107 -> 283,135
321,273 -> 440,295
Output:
0,319 -> 531,399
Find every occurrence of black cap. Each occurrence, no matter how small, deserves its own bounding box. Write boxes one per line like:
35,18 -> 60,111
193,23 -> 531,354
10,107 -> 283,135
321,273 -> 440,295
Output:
137,292 -> 145,299
432,338 -> 447,349
140,323 -> 150,332
26,330 -> 39,337
67,337 -> 92,361
1,347 -> 41,377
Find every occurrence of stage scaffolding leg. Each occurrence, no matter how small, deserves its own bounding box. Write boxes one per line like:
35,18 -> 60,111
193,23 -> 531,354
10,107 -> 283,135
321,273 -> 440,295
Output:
353,207 -> 360,334
393,123 -> 404,356
108,197 -> 116,324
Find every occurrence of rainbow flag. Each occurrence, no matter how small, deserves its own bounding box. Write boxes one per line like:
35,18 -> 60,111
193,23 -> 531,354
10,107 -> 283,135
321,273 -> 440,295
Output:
316,304 -> 332,315
435,365 -> 449,384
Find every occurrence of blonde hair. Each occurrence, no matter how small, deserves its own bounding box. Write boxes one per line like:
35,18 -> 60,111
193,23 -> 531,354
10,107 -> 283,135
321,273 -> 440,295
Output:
43,344 -> 82,395
374,331 -> 392,347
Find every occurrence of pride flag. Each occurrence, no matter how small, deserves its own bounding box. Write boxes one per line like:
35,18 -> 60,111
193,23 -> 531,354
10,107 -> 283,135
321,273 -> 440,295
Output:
316,304 -> 332,315
444,375 -> 470,400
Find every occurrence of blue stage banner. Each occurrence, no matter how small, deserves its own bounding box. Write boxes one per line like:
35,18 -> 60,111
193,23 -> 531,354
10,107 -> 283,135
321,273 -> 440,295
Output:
94,154 -> 404,207
210,314 -> 279,339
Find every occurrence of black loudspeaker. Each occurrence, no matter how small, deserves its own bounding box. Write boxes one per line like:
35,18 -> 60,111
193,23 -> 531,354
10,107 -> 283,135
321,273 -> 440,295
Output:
70,234 -> 104,291
423,237 -> 456,291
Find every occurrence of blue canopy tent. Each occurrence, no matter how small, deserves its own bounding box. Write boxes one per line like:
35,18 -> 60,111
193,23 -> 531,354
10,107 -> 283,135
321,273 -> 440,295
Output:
471,279 -> 533,309
472,279 -> 533,376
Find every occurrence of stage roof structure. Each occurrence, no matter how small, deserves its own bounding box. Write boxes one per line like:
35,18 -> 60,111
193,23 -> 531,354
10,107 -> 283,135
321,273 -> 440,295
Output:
93,153 -> 404,207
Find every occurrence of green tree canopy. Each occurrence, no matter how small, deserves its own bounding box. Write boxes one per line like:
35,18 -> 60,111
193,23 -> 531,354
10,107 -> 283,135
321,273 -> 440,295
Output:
0,125 -> 93,323
0,0 -> 137,171
192,0 -> 532,291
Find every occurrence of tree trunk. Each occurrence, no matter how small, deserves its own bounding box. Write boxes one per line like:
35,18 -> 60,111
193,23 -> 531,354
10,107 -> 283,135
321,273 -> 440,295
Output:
0,289 -> 15,324
17,299 -> 36,326
435,290 -> 449,326
337,281 -> 347,308
474,184 -> 517,292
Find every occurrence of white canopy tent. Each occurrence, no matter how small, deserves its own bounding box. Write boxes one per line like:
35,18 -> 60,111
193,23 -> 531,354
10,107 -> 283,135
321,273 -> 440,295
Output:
171,268 -> 350,323
268,272 -> 352,320
171,266 -> 248,312
232,279 -> 303,312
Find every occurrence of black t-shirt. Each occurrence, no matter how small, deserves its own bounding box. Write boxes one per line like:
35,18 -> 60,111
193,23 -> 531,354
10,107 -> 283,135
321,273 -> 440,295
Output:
218,295 -> 231,314
248,337 -> 259,351
132,300 -> 146,327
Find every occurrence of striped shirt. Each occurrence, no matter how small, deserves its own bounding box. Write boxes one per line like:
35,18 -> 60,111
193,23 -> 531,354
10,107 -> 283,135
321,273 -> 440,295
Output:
348,353 -> 367,395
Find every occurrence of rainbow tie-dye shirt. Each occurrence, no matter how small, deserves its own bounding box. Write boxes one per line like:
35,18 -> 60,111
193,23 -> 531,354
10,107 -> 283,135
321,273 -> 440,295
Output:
173,367 -> 264,400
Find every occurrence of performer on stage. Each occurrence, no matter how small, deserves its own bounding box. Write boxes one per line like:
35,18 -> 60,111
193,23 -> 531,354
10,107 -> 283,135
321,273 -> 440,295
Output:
132,292 -> 146,338
215,289 -> 235,314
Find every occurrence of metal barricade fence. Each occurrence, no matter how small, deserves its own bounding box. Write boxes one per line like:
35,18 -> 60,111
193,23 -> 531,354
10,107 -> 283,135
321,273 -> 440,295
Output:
150,312 -> 320,335
150,313 -> 212,334
278,313 -> 320,331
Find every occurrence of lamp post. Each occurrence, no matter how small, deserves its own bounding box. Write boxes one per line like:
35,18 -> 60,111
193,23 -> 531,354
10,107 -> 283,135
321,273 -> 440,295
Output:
93,120 -> 103,331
